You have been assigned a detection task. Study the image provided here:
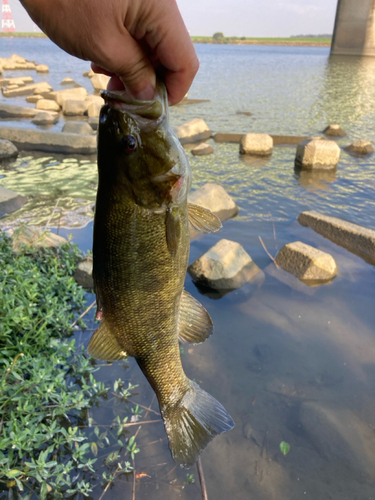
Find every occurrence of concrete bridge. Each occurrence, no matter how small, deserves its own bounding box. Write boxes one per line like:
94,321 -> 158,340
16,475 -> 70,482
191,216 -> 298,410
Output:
331,0 -> 375,56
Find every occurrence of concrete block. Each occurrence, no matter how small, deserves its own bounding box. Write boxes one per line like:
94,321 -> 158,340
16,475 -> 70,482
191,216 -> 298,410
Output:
188,239 -> 264,290
175,118 -> 212,144
295,137 -> 341,170
240,133 -> 273,156
191,143 -> 214,156
188,183 -> 239,222
298,210 -> 375,263
275,241 -> 338,283
0,126 -> 97,154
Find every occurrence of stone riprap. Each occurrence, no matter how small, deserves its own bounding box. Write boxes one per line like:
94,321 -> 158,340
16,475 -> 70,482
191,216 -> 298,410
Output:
36,64 -> 49,73
323,124 -> 347,137
90,74 -> 110,91
46,87 -> 88,106
87,102 -> 102,118
26,95 -> 43,104
240,133 -> 273,156
295,137 -> 341,170
8,226 -> 68,252
345,139 -> 374,155
0,76 -> 34,88
0,127 -> 97,155
0,103 -> 38,118
0,186 -> 27,218
2,82 -> 52,98
88,117 -> 99,131
188,183 -> 239,222
62,99 -> 88,116
0,139 -> 18,160
298,210 -> 375,263
191,143 -> 214,156
36,99 -> 60,112
74,255 -> 94,288
32,112 -> 59,126
188,239 -> 263,290
62,121 -> 95,135
175,118 -> 212,144
275,241 -> 338,283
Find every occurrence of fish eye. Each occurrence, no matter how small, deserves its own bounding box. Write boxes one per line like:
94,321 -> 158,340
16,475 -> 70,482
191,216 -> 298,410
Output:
121,134 -> 138,154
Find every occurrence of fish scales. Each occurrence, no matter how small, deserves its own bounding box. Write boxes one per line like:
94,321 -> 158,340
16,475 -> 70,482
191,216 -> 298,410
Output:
90,82 -> 234,467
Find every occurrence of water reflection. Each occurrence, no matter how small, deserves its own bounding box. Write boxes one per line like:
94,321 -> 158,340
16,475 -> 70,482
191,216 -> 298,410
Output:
309,55 -> 375,136
294,167 -> 337,191
0,153 -> 97,228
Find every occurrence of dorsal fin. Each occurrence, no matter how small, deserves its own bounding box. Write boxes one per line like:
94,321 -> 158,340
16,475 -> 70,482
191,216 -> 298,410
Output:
88,320 -> 128,361
178,290 -> 213,344
188,204 -> 222,234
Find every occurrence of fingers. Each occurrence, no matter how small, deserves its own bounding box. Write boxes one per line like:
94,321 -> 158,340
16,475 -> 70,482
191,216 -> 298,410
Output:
94,30 -> 157,100
150,0 -> 199,104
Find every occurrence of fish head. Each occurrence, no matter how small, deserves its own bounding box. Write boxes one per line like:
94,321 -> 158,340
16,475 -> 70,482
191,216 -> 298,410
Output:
98,82 -> 191,210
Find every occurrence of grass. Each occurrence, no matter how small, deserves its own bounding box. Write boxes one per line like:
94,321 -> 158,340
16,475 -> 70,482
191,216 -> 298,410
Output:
191,36 -> 331,45
0,232 -> 140,499
0,32 -> 46,38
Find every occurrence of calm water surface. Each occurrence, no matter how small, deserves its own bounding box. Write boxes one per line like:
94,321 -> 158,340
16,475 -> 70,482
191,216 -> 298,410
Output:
1,39 -> 375,499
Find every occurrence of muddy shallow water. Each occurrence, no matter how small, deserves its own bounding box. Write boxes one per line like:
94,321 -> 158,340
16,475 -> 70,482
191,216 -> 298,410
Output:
1,39 -> 375,499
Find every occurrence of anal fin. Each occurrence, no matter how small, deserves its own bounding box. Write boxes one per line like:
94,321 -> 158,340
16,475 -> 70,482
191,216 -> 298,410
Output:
178,290 -> 213,344
88,320 -> 128,361
188,203 -> 222,234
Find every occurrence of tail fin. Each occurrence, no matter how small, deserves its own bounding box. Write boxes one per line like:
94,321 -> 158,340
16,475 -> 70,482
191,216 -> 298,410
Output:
162,381 -> 234,468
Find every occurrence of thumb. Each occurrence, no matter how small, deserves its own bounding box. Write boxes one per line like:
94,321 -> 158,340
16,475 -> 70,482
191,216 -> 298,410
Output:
99,31 -> 156,100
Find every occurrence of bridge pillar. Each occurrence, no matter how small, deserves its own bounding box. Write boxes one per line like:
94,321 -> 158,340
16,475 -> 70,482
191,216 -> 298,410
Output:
331,0 -> 375,56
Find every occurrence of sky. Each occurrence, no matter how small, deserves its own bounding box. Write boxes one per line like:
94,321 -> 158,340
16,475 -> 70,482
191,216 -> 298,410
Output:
7,0 -> 338,37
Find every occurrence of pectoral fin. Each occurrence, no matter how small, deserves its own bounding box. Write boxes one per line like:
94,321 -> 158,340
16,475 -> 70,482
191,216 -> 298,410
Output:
166,207 -> 181,256
178,290 -> 213,344
188,204 -> 222,234
88,320 -> 128,361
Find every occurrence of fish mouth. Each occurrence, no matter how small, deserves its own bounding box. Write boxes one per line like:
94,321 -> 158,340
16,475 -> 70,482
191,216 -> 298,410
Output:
152,163 -> 181,183
101,86 -> 165,120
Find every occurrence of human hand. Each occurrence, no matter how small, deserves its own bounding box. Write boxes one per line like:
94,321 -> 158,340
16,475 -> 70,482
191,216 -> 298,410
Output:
20,0 -> 199,104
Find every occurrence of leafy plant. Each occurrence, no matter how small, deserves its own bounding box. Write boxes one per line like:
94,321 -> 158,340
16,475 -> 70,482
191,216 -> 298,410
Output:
0,234 -> 140,498
279,441 -> 291,456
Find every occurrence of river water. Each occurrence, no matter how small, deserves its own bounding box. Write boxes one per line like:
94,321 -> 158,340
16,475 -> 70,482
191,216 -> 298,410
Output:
1,38 -> 375,500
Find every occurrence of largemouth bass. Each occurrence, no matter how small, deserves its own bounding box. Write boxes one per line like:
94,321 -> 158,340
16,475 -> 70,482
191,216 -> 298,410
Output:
89,83 -> 234,467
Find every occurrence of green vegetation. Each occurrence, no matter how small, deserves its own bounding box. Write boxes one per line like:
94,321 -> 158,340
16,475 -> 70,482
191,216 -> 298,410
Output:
0,32 -> 46,38
191,35 -> 331,46
0,235 -> 140,498
279,441 -> 291,456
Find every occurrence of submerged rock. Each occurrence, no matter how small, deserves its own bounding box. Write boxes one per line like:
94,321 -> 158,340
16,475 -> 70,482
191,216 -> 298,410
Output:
74,255 -> 94,288
26,94 -> 43,104
0,139 -> 18,160
8,226 -> 68,252
323,124 -> 346,137
188,239 -> 263,290
240,133 -> 273,156
0,186 -> 26,218
345,139 -> 374,155
0,127 -> 97,154
32,112 -> 59,126
298,210 -> 375,264
0,103 -> 38,119
191,143 -> 214,156
295,137 -> 341,170
275,241 -> 338,283
300,401 -> 375,479
62,121 -> 95,135
175,118 -> 212,144
188,183 -> 239,222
